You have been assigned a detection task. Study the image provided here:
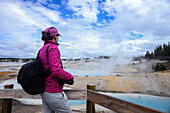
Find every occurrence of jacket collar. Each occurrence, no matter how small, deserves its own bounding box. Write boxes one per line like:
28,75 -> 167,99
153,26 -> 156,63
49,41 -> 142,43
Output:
44,40 -> 59,46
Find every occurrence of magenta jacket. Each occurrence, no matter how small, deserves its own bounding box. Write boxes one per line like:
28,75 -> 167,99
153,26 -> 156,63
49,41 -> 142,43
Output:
39,40 -> 74,93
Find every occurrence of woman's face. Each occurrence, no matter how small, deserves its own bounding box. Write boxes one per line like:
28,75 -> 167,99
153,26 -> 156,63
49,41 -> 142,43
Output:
53,35 -> 59,43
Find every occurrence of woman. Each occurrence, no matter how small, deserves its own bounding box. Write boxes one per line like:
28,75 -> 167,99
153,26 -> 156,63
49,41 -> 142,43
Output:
39,27 -> 74,113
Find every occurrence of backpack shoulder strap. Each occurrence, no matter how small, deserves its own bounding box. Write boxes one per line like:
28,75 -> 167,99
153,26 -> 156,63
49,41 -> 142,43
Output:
36,44 -> 51,61
46,44 -> 51,61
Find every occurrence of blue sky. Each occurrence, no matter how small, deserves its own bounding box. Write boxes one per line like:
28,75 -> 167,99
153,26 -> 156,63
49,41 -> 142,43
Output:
0,0 -> 170,58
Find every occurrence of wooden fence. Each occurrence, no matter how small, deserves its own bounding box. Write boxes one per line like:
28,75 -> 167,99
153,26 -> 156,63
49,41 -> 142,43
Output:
0,84 -> 165,113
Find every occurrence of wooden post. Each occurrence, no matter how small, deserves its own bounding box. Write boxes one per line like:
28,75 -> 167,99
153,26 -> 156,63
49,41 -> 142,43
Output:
1,84 -> 14,113
86,84 -> 96,113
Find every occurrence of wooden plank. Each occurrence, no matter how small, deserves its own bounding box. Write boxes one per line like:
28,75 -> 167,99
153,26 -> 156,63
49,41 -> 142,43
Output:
1,99 -> 12,113
86,84 -> 96,113
0,89 -> 41,99
1,84 -> 13,113
87,90 -> 165,113
0,89 -> 87,100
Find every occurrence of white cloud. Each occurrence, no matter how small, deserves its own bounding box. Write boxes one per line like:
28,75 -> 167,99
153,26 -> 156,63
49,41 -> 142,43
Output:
37,0 -> 52,5
0,0 -> 170,58
67,0 -> 99,23
97,0 -> 170,54
32,5 -> 61,24
102,0 -> 116,16
111,0 -> 170,36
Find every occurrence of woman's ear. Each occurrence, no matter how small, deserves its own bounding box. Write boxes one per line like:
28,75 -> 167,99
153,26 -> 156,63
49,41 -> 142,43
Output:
53,36 -> 58,42
53,36 -> 56,40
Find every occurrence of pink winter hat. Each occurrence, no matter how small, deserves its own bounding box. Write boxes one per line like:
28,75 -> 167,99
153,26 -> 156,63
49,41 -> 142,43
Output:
45,27 -> 62,37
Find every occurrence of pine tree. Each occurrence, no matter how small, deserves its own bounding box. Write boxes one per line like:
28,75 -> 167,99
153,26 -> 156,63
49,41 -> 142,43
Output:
145,51 -> 151,59
154,45 -> 163,57
150,52 -> 155,59
168,42 -> 170,57
163,43 -> 168,57
145,42 -> 170,60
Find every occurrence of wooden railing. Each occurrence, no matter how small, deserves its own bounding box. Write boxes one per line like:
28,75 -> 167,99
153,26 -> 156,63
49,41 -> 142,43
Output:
0,84 -> 165,113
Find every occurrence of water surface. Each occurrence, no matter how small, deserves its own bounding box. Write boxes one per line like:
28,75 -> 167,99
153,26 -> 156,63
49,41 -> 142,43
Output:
101,92 -> 170,113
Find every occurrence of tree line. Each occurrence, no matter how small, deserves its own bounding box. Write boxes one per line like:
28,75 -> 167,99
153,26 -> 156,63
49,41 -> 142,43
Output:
145,42 -> 170,60
0,58 -> 35,62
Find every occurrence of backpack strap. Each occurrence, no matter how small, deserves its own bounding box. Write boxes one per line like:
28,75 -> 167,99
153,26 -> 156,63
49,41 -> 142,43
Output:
46,44 -> 51,62
36,44 -> 51,61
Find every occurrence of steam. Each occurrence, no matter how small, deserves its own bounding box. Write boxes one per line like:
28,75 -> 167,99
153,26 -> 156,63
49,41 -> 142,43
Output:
63,56 -> 133,76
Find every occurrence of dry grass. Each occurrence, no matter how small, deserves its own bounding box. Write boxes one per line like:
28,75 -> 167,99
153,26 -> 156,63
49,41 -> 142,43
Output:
0,71 -> 17,80
0,71 -> 15,75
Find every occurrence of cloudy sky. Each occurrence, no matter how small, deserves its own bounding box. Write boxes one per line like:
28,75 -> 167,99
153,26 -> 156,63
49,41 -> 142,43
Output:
0,0 -> 170,58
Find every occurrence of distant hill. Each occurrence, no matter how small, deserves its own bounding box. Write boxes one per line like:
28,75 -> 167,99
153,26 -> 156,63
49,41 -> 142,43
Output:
0,56 -> 112,63
0,58 -> 35,62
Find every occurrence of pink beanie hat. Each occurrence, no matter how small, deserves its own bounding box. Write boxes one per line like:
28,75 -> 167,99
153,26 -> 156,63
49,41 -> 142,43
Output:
45,27 -> 62,37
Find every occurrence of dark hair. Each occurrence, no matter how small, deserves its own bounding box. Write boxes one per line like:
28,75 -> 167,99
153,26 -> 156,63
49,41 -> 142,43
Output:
41,31 -> 53,41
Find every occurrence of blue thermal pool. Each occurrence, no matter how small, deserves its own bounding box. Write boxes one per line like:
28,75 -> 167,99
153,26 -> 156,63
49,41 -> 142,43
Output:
101,93 -> 170,113
68,93 -> 170,113
65,69 -> 121,76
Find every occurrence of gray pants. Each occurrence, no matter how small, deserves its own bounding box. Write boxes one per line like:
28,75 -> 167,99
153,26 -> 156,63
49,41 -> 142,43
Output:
41,92 -> 72,113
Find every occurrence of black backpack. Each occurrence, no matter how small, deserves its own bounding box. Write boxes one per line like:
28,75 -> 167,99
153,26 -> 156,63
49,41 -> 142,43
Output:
17,45 -> 51,95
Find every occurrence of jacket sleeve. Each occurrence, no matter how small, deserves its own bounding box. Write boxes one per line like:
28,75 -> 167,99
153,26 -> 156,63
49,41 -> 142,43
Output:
48,46 -> 74,80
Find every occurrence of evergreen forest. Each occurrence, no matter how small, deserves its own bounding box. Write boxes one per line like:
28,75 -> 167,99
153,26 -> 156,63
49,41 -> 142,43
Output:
145,42 -> 170,60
